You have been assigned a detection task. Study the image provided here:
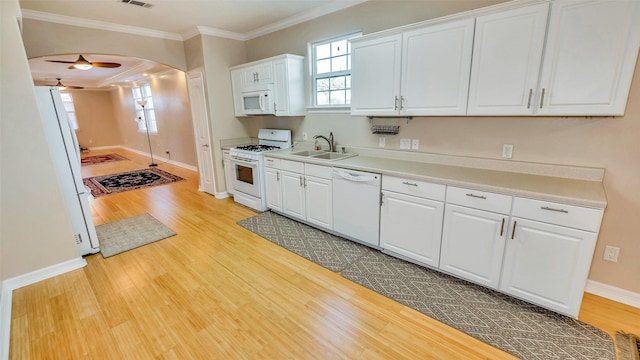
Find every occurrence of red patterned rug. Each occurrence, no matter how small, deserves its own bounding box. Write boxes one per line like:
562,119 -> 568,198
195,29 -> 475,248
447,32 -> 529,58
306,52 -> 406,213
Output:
81,153 -> 128,166
83,168 -> 185,197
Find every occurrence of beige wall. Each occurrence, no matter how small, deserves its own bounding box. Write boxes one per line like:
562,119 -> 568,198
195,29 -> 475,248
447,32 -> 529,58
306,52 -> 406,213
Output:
22,19 -> 187,71
111,70 -> 198,167
69,90 -> 121,148
1,0 -> 81,280
245,1 -> 640,294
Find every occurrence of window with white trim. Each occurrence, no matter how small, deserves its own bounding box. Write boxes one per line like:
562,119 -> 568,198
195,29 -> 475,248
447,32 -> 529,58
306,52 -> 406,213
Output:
311,32 -> 361,107
132,84 -> 157,133
59,92 -> 79,130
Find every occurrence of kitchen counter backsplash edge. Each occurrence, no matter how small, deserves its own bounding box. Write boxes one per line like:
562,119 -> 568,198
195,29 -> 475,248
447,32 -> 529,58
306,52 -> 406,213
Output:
269,143 -> 607,209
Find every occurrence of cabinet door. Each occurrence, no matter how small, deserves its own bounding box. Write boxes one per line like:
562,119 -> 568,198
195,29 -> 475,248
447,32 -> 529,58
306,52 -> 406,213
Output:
440,204 -> 507,289
230,69 -> 245,117
467,3 -> 549,115
281,170 -> 305,220
380,190 -> 444,267
500,217 -> 597,317
241,62 -> 274,90
350,34 -> 403,116
401,18 -> 475,116
264,167 -> 282,211
305,175 -> 333,230
537,0 -> 640,116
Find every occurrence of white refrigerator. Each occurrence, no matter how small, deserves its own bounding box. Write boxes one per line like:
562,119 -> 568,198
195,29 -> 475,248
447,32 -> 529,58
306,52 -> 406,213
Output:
35,86 -> 100,256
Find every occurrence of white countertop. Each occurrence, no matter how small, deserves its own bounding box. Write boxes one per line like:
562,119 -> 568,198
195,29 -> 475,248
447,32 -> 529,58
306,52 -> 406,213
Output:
265,147 -> 607,209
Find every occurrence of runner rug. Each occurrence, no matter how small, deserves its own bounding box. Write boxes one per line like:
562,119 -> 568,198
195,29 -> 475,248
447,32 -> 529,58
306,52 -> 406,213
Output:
616,332 -> 640,360
83,168 -> 185,197
81,153 -> 128,166
237,211 -> 615,360
96,213 -> 176,258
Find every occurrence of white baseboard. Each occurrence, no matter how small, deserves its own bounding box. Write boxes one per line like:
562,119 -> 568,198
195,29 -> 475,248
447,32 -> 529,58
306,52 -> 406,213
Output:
86,145 -> 120,151
117,146 -> 198,172
0,257 -> 87,360
585,280 -> 640,309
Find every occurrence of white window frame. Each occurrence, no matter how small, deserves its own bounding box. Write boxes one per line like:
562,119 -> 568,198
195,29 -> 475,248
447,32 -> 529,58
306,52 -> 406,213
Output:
59,92 -> 79,130
308,32 -> 361,112
132,84 -> 157,133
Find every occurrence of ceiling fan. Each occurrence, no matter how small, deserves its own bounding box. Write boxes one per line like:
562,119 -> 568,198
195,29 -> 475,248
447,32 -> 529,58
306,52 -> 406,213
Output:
45,54 -> 121,70
50,78 -> 83,90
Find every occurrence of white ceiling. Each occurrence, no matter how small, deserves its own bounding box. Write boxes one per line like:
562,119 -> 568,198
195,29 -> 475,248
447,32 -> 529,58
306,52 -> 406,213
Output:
21,0 -> 367,89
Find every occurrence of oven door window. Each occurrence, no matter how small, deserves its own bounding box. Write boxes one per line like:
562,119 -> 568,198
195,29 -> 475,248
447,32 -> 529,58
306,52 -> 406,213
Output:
235,164 -> 254,185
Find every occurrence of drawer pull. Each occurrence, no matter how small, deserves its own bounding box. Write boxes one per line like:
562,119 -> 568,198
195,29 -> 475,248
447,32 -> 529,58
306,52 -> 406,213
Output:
402,182 -> 418,187
500,218 -> 505,236
541,206 -> 568,214
466,193 -> 487,200
511,221 -> 517,239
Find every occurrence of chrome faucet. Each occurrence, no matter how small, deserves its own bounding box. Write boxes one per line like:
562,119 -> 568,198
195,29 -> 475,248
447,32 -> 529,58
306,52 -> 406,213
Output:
313,132 -> 334,152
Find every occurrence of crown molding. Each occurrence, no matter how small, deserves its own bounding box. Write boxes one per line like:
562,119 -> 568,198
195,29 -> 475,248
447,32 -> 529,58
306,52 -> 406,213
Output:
21,0 -> 368,43
21,9 -> 183,41
243,0 -> 368,40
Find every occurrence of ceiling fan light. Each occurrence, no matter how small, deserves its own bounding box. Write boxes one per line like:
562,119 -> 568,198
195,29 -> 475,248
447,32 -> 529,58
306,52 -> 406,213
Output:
72,54 -> 93,70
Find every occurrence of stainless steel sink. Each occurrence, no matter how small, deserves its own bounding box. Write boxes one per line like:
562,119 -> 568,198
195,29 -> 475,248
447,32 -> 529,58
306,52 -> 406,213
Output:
311,152 -> 356,161
291,150 -> 327,157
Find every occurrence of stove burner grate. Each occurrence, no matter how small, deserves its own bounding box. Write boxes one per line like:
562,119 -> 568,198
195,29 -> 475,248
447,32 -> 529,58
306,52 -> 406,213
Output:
235,144 -> 281,152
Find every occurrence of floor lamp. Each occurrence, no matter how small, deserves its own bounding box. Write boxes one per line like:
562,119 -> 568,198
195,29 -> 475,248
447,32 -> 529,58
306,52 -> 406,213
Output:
137,100 -> 157,167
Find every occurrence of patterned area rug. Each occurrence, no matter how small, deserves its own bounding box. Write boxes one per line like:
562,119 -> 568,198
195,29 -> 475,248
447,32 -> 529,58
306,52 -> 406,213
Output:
237,211 -> 615,360
616,332 -> 640,360
237,211 -> 374,272
81,153 -> 128,166
83,168 -> 185,197
96,213 -> 176,258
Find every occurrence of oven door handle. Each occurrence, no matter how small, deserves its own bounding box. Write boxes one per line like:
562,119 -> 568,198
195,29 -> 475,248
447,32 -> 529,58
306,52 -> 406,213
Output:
230,156 -> 259,166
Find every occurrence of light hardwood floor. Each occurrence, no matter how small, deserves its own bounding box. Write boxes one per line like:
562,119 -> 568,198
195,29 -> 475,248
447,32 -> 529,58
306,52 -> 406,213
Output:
9,149 -> 640,359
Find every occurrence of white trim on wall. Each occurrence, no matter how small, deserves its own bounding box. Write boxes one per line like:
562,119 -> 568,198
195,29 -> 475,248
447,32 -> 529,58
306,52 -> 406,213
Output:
0,257 -> 87,360
116,146 -> 198,172
586,280 -> 640,309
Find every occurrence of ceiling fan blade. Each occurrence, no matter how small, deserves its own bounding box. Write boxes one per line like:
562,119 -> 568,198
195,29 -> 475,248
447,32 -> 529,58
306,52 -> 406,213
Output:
46,60 -> 75,64
91,62 -> 122,68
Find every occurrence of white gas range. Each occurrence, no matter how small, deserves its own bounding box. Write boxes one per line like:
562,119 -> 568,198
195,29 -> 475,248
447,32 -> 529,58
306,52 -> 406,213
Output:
229,129 -> 292,211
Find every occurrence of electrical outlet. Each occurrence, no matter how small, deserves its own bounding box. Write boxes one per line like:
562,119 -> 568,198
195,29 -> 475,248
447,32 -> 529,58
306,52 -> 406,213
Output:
378,137 -> 386,147
603,245 -> 620,262
412,139 -> 419,150
165,150 -> 170,154
303,132 -> 308,141
400,138 -> 411,149
502,144 -> 514,159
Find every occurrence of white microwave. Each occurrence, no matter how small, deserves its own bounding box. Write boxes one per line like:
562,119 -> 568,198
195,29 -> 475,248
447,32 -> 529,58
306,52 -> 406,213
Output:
241,87 -> 275,115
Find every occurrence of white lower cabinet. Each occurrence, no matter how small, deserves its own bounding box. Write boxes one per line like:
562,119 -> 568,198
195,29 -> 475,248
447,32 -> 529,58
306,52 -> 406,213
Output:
440,205 -> 508,289
499,197 -> 603,317
380,176 -> 445,267
266,158 -> 333,230
440,187 -> 512,289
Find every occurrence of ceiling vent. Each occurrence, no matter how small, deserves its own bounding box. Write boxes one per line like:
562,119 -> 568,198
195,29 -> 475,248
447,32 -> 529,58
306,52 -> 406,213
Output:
120,0 -> 153,8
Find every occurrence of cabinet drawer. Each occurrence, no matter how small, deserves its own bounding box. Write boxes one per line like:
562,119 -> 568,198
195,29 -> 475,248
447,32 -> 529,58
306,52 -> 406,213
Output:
512,197 -> 603,232
305,163 -> 332,179
281,159 -> 304,173
264,157 -> 280,169
382,175 -> 445,201
446,186 -> 512,214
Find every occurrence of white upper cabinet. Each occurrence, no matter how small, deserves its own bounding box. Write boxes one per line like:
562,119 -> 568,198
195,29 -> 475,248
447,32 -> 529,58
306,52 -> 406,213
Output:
351,18 -> 475,116
401,18 -> 475,116
240,61 -> 274,91
536,0 -> 640,116
467,3 -> 549,116
351,34 -> 403,116
469,0 -> 640,116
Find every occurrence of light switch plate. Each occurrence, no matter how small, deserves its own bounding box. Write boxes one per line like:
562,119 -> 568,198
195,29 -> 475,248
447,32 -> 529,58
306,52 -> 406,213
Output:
412,139 -> 419,150
502,144 -> 513,159
400,138 -> 411,149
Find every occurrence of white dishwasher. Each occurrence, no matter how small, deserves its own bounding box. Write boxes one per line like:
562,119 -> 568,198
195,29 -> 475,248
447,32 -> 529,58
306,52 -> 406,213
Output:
332,168 -> 382,247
